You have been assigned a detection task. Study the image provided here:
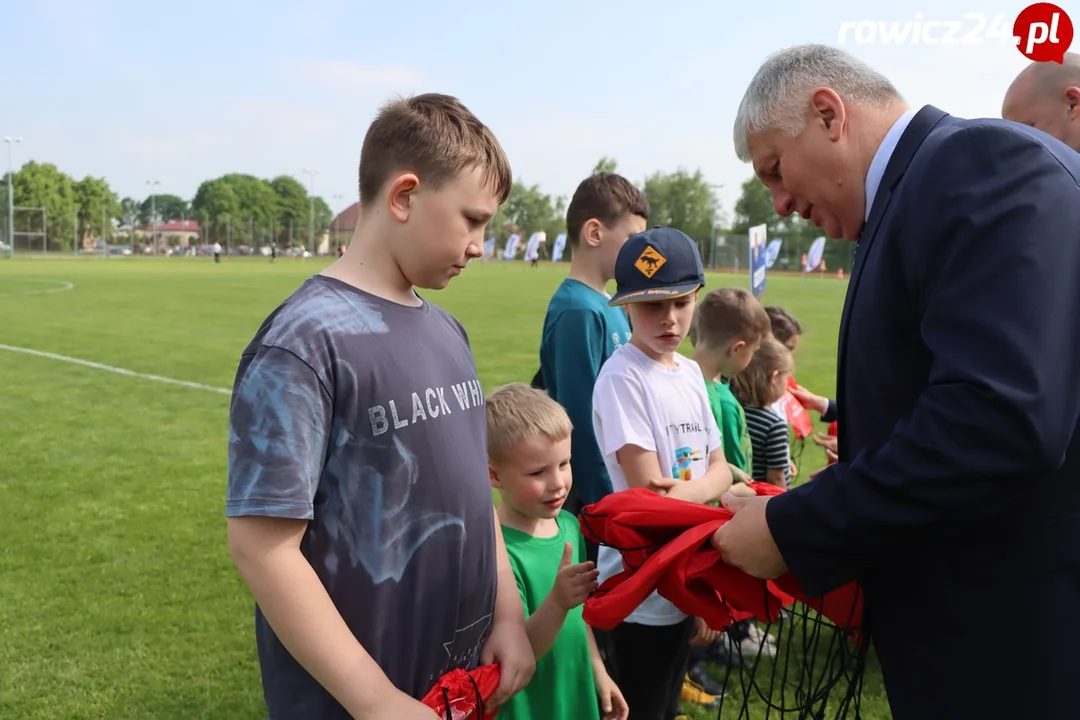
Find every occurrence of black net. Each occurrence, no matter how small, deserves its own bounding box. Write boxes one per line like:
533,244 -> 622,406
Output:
697,586 -> 867,719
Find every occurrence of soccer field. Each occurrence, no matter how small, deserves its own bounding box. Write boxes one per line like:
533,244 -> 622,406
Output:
0,258 -> 891,719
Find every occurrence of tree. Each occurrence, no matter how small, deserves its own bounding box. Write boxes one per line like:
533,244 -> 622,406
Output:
9,162 -> 78,251
120,197 -> 141,231
732,177 -> 783,236
499,181 -> 566,252
140,193 -> 188,225
268,175 -> 309,244
642,168 -> 721,244
74,176 -> 121,244
191,179 -> 241,246
593,157 -> 618,174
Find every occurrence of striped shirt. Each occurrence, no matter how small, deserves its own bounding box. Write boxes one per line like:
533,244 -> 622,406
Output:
744,405 -> 791,488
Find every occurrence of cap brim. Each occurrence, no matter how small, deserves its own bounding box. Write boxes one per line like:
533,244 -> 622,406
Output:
608,282 -> 703,307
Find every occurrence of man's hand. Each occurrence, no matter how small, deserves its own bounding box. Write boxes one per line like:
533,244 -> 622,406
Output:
551,543 -> 600,610
690,616 -> 720,647
711,493 -> 788,579
812,432 -> 837,455
727,482 -> 758,498
480,616 -> 535,711
789,384 -> 829,416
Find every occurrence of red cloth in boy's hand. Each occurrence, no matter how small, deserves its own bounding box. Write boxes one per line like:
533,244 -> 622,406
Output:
578,485 -> 862,641
421,664 -> 501,719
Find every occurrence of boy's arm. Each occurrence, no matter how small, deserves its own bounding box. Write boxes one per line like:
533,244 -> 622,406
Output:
482,510 -> 536,707
228,517 -> 412,717
226,346 -> 428,719
665,448 -> 732,504
718,398 -> 749,469
547,309 -> 614,501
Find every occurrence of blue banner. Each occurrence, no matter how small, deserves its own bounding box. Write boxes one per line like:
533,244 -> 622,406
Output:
551,232 -> 567,262
764,238 -> 783,269
749,224 -> 768,298
805,236 -> 826,271
502,233 -> 521,260
483,237 -> 495,260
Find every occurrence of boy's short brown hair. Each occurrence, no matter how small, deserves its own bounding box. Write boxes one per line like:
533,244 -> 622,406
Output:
565,172 -> 650,246
692,287 -> 772,350
358,93 -> 513,205
486,382 -> 573,463
730,336 -> 794,407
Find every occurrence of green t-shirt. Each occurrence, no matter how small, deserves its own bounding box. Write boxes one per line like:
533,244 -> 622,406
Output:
499,511 -> 599,720
707,378 -> 753,473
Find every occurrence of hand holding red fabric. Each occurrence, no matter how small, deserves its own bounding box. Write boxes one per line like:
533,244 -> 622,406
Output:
421,665 -> 502,720
579,485 -> 862,642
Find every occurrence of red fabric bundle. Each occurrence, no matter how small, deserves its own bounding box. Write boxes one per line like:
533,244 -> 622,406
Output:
420,664 -> 501,720
784,376 -> 815,440
579,485 -> 862,642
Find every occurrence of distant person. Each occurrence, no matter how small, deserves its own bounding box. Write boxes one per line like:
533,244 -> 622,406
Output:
225,93 -> 534,720
1002,52 -> 1080,152
269,245 -> 276,262
212,241 -> 222,263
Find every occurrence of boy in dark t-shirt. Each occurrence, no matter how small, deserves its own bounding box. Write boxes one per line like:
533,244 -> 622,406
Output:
226,93 -> 535,720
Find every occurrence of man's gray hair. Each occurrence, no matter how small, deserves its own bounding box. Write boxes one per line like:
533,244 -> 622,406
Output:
733,44 -> 904,162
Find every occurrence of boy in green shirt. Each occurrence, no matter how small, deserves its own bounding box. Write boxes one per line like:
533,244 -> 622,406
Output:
487,382 -> 629,720
686,286 -> 774,687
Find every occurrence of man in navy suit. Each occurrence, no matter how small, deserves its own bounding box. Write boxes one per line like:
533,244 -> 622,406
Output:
713,44 -> 1080,719
1002,52 -> 1079,152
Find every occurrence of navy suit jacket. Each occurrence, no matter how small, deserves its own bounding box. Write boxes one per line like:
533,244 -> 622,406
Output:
765,106 -> 1080,718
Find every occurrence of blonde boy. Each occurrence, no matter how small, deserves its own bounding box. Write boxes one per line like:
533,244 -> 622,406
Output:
488,383 -> 629,720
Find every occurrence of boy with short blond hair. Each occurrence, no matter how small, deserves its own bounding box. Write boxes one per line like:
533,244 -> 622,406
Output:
226,93 -> 533,720
536,172 -> 650,522
488,383 -> 629,720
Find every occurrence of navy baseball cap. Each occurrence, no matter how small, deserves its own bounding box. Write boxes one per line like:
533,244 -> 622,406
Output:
609,226 -> 706,306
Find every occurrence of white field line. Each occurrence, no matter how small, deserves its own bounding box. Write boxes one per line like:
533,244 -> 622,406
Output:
0,344 -> 231,395
0,278 -> 76,298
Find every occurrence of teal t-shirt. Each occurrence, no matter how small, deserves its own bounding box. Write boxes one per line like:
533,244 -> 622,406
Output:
499,511 -> 599,720
539,278 -> 632,506
707,377 -> 753,473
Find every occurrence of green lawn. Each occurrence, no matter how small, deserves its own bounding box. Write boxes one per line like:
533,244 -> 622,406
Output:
0,257 -> 890,719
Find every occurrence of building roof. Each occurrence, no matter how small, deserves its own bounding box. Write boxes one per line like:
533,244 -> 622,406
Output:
332,202 -> 360,231
146,220 -> 201,233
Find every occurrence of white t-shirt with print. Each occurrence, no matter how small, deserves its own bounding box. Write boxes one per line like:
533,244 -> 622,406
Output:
590,342 -> 722,626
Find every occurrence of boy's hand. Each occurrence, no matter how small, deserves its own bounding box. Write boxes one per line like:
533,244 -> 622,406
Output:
363,689 -> 441,720
481,617 -> 535,711
552,543 -> 600,610
645,476 -> 679,495
594,671 -> 630,720
690,616 -> 721,647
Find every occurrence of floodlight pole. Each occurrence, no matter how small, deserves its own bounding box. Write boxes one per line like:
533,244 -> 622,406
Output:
147,180 -> 161,254
303,168 -> 318,257
5,136 -> 22,258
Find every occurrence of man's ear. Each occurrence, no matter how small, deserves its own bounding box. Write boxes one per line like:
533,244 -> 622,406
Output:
1066,86 -> 1080,116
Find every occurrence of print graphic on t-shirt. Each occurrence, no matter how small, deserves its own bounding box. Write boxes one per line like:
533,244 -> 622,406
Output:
666,421 -> 703,435
319,420 -> 467,586
368,379 -> 484,435
437,612 -> 494,683
672,446 -> 704,482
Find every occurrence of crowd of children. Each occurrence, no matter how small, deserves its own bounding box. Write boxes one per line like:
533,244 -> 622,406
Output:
225,93 -> 832,720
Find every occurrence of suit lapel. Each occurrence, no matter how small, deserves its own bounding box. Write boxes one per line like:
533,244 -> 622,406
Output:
835,106 -> 949,442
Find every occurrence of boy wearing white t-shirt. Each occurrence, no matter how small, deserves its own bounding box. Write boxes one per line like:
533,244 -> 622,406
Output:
591,226 -> 735,720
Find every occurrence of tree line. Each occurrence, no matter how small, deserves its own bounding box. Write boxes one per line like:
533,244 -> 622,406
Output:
2,156 -> 851,270
0,163 -> 334,251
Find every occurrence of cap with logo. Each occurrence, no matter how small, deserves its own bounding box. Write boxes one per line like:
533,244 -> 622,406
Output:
609,226 -> 706,307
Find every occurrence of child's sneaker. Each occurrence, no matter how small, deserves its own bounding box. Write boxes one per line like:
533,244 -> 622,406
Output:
688,665 -> 727,697
681,677 -> 720,709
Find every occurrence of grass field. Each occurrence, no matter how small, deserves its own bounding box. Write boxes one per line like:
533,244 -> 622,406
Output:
0,257 -> 891,719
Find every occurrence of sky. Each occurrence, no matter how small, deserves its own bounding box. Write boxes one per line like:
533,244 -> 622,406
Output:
0,0 -> 1051,221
